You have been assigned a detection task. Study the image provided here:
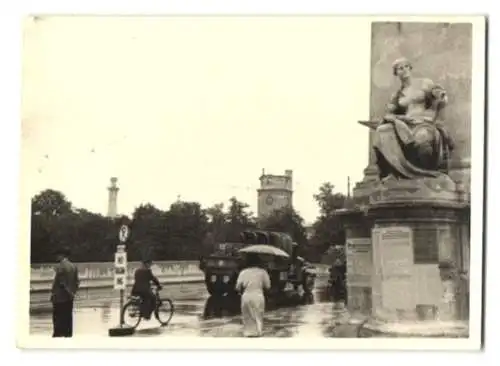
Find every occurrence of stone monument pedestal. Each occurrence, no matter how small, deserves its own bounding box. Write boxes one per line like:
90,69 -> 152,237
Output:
339,175 -> 470,337
339,21 -> 474,337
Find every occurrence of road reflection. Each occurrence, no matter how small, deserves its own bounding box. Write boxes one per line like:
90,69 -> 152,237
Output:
30,277 -> 372,338
202,290 -> 320,321
203,294 -> 240,319
134,327 -> 164,336
315,287 -> 333,303
100,301 -> 112,323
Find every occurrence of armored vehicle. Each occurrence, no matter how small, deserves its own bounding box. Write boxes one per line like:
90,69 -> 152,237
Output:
199,230 -> 317,297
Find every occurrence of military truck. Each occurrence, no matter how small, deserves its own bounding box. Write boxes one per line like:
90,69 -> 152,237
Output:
199,230 -> 317,297
198,240 -> 245,296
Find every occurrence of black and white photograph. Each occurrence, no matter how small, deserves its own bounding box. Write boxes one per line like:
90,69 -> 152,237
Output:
16,14 -> 486,350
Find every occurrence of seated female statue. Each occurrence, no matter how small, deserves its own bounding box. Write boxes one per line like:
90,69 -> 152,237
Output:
373,58 -> 454,180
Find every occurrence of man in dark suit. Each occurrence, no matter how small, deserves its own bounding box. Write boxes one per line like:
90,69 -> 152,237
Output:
131,258 -> 162,320
50,247 -> 80,337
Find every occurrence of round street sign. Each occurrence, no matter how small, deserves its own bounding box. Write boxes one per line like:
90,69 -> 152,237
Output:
118,225 -> 130,243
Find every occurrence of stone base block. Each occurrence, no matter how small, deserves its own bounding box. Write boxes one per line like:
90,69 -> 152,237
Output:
369,174 -> 460,206
359,318 -> 469,338
347,286 -> 372,315
341,172 -> 470,328
368,176 -> 469,324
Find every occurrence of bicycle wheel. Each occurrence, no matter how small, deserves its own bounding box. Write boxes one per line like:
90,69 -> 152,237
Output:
121,300 -> 142,329
154,298 -> 174,326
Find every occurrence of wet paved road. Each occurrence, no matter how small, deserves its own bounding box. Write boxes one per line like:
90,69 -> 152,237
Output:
30,277 -> 369,337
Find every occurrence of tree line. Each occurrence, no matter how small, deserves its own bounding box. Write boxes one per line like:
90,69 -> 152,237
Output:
30,183 -> 350,263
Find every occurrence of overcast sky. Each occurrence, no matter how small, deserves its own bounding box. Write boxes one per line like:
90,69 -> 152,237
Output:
21,16 -> 371,223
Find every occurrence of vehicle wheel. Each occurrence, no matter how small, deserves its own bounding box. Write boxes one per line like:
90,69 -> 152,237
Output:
121,300 -> 142,329
155,298 -> 174,326
302,275 -> 315,294
205,273 -> 218,295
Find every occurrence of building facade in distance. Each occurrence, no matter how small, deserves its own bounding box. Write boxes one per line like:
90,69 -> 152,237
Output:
257,169 -> 293,220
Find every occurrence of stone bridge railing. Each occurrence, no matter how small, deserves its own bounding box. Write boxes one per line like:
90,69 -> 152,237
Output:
30,261 -> 330,292
30,261 -> 204,292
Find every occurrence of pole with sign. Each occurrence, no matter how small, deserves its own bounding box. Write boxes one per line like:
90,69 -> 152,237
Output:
116,225 -> 130,319
108,224 -> 134,336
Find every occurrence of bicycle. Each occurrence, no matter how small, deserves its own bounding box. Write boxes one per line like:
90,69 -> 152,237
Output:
120,287 -> 174,329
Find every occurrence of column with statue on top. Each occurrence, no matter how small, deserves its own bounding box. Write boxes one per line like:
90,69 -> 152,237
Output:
107,177 -> 119,219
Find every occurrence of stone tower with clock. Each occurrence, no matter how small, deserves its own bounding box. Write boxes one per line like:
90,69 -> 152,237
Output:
257,169 -> 293,220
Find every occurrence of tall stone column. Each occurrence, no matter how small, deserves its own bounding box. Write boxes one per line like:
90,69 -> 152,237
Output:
346,21 -> 473,337
354,22 -> 472,201
107,177 -> 119,219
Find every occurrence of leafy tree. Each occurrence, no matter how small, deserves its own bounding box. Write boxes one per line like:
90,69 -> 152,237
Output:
203,203 -> 227,253
71,209 -> 116,262
30,189 -> 120,262
30,189 -> 74,262
309,182 -> 348,261
129,203 -> 167,261
313,182 -> 347,216
165,201 -> 209,260
29,189 -> 273,263
259,207 -> 308,249
30,209 -> 52,262
31,189 -> 72,217
224,197 -> 256,242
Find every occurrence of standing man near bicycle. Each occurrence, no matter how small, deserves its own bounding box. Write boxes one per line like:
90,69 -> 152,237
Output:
50,246 -> 80,337
131,258 -> 162,320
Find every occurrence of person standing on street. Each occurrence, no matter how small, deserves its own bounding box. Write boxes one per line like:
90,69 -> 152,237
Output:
50,247 -> 80,337
235,253 -> 271,337
329,245 -> 347,308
